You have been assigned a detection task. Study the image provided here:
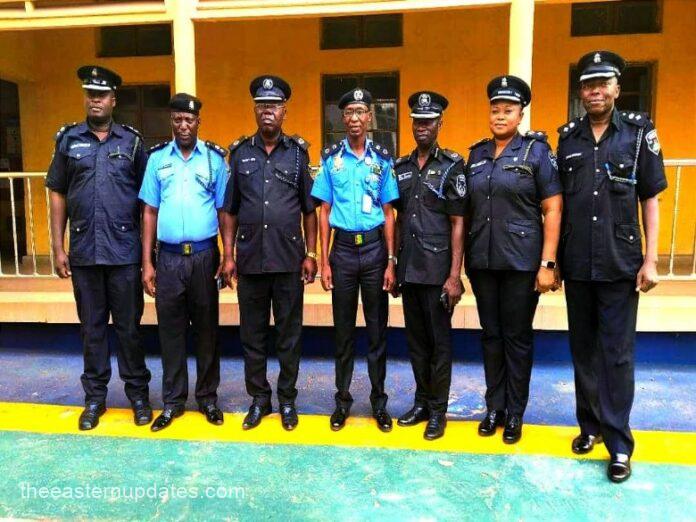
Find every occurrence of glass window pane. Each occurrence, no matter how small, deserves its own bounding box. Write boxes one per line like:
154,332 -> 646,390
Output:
114,109 -> 139,129
116,87 -> 138,108
373,102 -> 397,130
364,75 -> 398,101
321,17 -> 361,49
324,104 -> 344,135
143,85 -> 171,109
137,24 -> 172,56
617,1 -> 659,34
141,110 -> 171,137
100,26 -> 136,57
324,76 -> 358,102
363,15 -> 402,47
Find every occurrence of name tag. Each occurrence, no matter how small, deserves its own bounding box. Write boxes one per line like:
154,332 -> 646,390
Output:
362,194 -> 373,214
157,163 -> 174,180
69,142 -> 91,150
470,160 -> 487,169
398,171 -> 412,181
241,157 -> 256,163
564,152 -> 582,160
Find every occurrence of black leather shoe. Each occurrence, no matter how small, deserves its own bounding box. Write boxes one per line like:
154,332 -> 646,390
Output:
242,403 -> 272,430
397,405 -> 430,427
608,454 -> 632,483
330,407 -> 349,431
280,404 -> 298,431
132,400 -> 153,426
502,415 -> 523,444
78,403 -> 106,431
572,433 -> 603,455
478,410 -> 505,436
373,409 -> 393,433
424,414 -> 447,441
198,404 -> 224,426
150,407 -> 184,432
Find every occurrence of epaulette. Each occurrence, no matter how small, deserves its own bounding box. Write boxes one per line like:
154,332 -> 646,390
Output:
372,143 -> 391,160
394,155 -> 409,166
120,123 -> 143,138
469,137 -> 491,150
557,117 -> 583,140
321,142 -> 342,160
54,122 -> 79,142
440,148 -> 464,162
619,111 -> 650,127
524,130 -> 548,142
205,140 -> 228,158
228,136 -> 249,154
147,141 -> 170,155
289,134 -> 310,151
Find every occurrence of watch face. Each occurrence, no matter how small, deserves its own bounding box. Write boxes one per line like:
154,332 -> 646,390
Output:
544,261 -> 556,269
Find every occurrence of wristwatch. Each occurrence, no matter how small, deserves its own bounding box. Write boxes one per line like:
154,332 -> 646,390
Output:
388,254 -> 398,264
540,260 -> 556,269
306,252 -> 318,260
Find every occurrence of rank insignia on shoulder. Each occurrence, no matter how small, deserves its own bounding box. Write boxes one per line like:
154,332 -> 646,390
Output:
205,140 -> 228,157
120,123 -> 143,137
147,141 -> 170,155
322,143 -> 341,160
441,148 -> 464,162
290,134 -> 310,151
228,136 -> 249,153
54,122 -> 79,142
469,137 -> 491,150
524,130 -> 547,141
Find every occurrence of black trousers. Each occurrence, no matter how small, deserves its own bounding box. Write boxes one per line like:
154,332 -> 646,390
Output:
71,264 -> 150,405
402,283 -> 453,415
155,247 -> 220,409
237,272 -> 304,406
330,237 -> 388,411
565,279 -> 637,457
469,269 -> 539,417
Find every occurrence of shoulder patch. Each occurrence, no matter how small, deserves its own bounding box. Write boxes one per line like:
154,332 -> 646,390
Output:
619,111 -> 649,127
289,134 -> 310,151
228,136 -> 249,154
120,123 -> 143,137
54,122 -> 79,142
205,140 -> 228,158
147,141 -> 170,155
372,143 -> 391,160
557,117 -> 582,140
394,155 -> 409,167
441,148 -> 464,162
321,143 -> 341,160
524,130 -> 548,142
469,137 -> 491,150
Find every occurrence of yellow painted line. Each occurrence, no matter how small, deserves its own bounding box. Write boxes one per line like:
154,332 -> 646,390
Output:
0,402 -> 693,466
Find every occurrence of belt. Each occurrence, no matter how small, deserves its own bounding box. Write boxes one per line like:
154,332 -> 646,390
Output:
159,238 -> 217,256
334,227 -> 383,246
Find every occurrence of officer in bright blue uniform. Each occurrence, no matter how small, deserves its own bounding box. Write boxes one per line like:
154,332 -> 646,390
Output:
557,51 -> 667,483
311,87 -> 399,433
139,93 -> 229,432
467,76 -> 563,444
46,65 -> 152,431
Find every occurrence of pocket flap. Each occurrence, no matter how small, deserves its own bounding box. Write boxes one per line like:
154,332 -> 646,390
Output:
112,220 -> 134,232
615,223 -> 640,244
420,234 -> 449,253
237,225 -> 252,241
70,219 -> 88,233
507,220 -> 536,237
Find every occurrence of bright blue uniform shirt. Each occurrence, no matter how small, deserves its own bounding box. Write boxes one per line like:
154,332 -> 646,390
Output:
139,139 -> 228,243
311,138 -> 398,232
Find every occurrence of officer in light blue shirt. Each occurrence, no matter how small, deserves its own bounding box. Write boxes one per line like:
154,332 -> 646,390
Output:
139,93 -> 229,432
311,87 -> 399,434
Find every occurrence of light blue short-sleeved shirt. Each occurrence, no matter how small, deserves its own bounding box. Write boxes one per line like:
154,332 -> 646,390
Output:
139,139 -> 229,244
311,138 -> 398,232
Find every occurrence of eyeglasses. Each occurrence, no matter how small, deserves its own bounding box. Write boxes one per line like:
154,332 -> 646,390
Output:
343,108 -> 369,118
255,103 -> 285,112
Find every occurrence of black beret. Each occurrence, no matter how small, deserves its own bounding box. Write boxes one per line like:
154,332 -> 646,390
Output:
169,93 -> 202,115
487,75 -> 531,107
77,65 -> 122,91
577,50 -> 626,83
338,87 -> 372,110
249,75 -> 291,102
408,91 -> 449,119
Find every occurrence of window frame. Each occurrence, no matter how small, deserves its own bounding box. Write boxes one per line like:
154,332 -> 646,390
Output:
97,24 -> 173,58
570,0 -> 662,37
320,14 -> 403,50
113,83 -> 172,148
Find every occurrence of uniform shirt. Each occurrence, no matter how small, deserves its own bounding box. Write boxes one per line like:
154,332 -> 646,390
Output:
45,121 -> 146,266
394,144 -> 467,286
223,132 -> 315,275
311,138 -> 399,232
557,109 -> 667,282
465,132 -> 562,272
139,139 -> 228,244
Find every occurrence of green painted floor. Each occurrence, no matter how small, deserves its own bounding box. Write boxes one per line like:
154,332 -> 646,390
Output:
0,431 -> 694,521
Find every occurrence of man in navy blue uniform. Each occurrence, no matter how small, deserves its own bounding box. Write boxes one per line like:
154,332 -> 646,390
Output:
311,87 -> 399,433
140,93 -> 229,432
46,65 -> 152,430
220,75 -> 317,432
393,91 -> 466,441
557,51 -> 667,482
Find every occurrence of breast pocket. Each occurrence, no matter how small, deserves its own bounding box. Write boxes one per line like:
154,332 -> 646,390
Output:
274,163 -> 299,189
466,166 -> 486,195
107,147 -> 134,179
66,148 -> 96,177
560,153 -> 584,195
606,151 -> 637,196
503,162 -> 536,195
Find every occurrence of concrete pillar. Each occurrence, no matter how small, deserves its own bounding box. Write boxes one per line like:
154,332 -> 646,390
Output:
508,0 -> 535,131
169,0 -> 196,95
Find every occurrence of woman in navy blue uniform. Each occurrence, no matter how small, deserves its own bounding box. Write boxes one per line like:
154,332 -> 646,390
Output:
466,76 -> 563,443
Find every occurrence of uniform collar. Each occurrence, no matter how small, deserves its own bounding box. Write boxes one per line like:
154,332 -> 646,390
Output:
78,120 -> 122,139
481,133 -> 523,159
343,137 -> 373,159
170,138 -> 203,158
251,130 -> 288,152
408,142 -> 440,166
579,109 -> 621,142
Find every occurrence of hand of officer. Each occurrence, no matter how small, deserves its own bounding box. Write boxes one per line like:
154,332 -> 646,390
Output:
320,263 -> 333,291
302,257 -> 317,285
443,275 -> 464,309
551,266 -> 562,291
142,262 -> 156,297
636,259 -> 659,293
221,255 -> 237,290
382,264 -> 396,292
536,267 -> 556,293
390,286 -> 401,298
54,249 -> 71,278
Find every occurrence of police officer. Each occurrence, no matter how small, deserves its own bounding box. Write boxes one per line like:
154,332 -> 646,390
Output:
46,65 -> 152,431
311,87 -> 399,433
220,75 -> 317,431
467,76 -> 562,444
139,93 -> 229,432
393,91 -> 466,441
557,51 -> 666,482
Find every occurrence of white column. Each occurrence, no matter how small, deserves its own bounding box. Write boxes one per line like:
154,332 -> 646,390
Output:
169,0 -> 197,95
508,0 -> 535,131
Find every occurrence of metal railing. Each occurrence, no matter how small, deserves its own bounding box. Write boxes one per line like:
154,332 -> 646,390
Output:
1,161 -> 695,280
